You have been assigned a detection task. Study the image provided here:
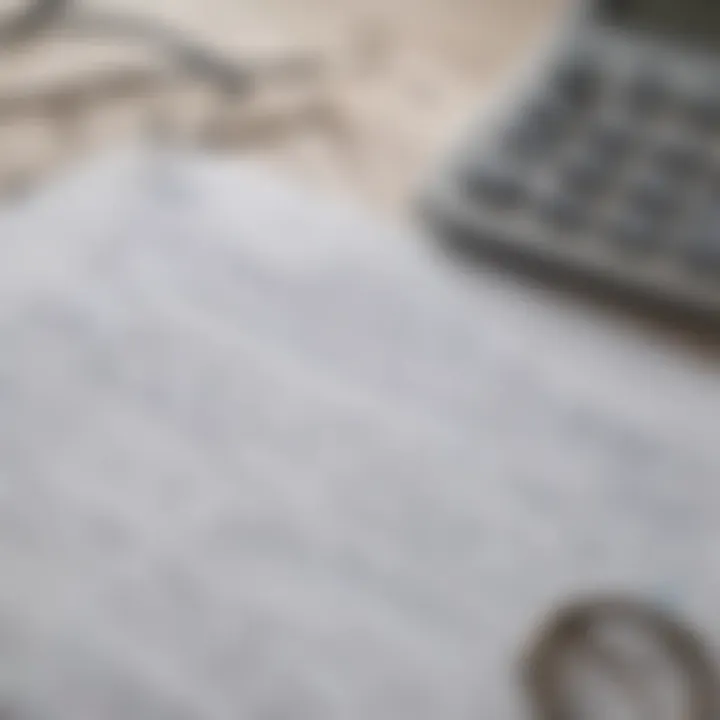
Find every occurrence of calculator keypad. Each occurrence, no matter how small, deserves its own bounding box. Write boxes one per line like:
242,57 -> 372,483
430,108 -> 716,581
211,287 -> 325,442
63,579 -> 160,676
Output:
460,53 -> 720,279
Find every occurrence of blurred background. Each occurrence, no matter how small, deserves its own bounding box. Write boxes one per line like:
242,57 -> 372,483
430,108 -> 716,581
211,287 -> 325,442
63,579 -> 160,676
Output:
0,0 -> 563,209
4,5 -> 720,718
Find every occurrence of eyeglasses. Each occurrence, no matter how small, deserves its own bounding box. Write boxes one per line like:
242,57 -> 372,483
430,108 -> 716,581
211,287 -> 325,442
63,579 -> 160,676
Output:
0,0 -> 321,199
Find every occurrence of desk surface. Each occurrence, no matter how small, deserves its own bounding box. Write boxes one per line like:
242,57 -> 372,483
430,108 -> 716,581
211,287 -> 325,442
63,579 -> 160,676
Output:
0,151 -> 717,718
0,0 -> 563,209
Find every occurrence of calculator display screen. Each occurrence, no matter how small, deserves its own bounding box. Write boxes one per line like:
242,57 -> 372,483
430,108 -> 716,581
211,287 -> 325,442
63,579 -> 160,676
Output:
605,0 -> 720,47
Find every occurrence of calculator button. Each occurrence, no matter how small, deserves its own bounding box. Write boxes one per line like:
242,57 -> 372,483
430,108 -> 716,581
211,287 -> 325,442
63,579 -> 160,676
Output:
686,93 -> 720,133
463,164 -> 524,208
532,95 -> 576,131
532,94 -> 573,123
505,100 -> 568,158
535,187 -> 586,231
606,209 -> 661,254
626,170 -> 678,217
624,72 -> 669,115
509,130 -> 554,159
586,119 -> 634,159
560,150 -> 613,195
683,223 -> 720,273
651,138 -> 703,176
552,56 -> 601,106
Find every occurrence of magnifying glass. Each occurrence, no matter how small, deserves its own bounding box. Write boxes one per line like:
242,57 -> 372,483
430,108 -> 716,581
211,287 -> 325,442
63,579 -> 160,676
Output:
523,598 -> 719,720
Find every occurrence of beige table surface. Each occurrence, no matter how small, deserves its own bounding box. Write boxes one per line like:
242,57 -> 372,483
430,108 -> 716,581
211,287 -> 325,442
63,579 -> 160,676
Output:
0,0 -> 564,209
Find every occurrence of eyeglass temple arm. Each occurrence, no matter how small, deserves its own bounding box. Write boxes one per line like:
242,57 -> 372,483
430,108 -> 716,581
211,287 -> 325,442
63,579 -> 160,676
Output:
0,0 -> 69,46
1,0 -> 317,94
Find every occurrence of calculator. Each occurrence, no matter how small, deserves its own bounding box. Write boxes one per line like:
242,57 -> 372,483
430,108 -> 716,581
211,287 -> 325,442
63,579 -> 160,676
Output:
423,0 -> 720,315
